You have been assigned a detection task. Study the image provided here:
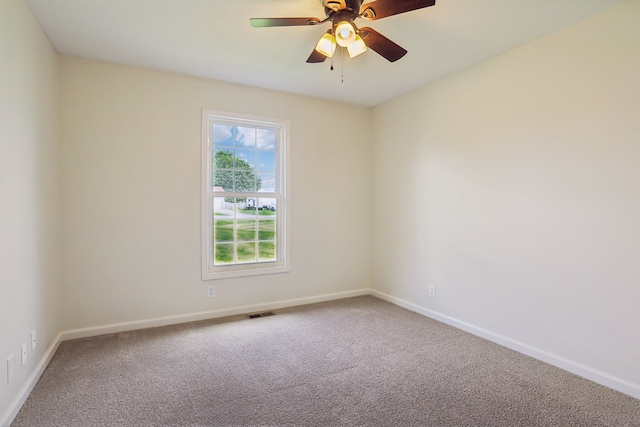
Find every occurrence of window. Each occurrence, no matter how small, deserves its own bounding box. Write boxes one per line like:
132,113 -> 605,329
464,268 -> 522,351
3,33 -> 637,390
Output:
202,110 -> 289,280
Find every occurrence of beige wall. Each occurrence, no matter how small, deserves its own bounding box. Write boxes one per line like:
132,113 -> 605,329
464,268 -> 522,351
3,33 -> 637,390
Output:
59,57 -> 372,330
371,1 -> 640,393
0,0 -> 61,420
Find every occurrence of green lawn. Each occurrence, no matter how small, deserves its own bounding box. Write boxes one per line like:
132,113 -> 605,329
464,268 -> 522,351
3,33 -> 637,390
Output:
213,219 -> 276,264
214,220 -> 234,242
236,242 -> 256,262
215,220 -> 275,242
237,220 -> 256,241
214,243 -> 233,264
258,241 -> 275,261
258,220 -> 275,240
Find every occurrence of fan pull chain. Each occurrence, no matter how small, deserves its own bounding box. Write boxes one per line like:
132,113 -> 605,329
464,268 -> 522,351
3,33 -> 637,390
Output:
341,47 -> 344,83
328,48 -> 345,83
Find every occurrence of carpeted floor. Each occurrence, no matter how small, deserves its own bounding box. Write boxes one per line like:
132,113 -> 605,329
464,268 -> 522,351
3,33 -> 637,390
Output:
11,296 -> 640,426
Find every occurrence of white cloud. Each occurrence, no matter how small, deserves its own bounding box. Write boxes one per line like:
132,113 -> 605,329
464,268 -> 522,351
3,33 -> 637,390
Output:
212,124 -> 232,143
258,172 -> 276,192
256,129 -> 276,150
235,127 -> 256,147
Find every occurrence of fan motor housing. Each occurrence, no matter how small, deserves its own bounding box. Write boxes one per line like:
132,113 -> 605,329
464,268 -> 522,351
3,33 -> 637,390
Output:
323,0 -> 363,16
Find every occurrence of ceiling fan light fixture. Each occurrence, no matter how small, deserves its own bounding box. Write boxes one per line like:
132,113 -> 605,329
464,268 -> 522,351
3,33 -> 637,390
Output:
315,32 -> 337,57
347,34 -> 367,58
335,20 -> 356,47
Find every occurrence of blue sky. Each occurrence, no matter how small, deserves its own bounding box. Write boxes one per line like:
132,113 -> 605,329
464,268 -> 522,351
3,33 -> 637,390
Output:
212,124 -> 276,150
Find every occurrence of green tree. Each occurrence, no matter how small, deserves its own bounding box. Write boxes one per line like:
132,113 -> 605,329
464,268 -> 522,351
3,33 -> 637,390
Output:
214,151 -> 261,198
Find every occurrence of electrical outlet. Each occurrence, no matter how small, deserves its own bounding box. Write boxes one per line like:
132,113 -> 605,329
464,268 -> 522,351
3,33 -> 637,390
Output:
428,285 -> 436,298
21,344 -> 27,366
31,330 -> 37,352
207,285 -> 216,298
6,355 -> 14,383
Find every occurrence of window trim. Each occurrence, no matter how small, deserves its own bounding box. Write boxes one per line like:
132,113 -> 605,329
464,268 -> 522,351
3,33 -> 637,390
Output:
201,109 -> 290,280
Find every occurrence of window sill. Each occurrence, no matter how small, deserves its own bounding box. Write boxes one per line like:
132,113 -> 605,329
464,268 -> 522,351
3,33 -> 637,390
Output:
202,263 -> 290,281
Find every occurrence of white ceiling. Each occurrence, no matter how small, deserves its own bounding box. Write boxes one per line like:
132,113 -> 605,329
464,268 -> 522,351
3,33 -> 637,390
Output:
26,0 -> 627,107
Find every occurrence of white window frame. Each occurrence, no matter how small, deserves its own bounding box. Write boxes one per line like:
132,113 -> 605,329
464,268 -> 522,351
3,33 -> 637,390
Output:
201,109 -> 290,280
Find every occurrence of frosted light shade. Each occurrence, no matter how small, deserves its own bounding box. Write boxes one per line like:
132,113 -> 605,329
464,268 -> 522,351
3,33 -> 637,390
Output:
315,33 -> 336,57
347,35 -> 367,58
335,21 -> 356,47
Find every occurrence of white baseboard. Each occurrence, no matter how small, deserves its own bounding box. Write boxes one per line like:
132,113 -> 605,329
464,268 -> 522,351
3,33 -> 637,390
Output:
371,289 -> 640,400
60,288 -> 371,341
0,333 -> 63,427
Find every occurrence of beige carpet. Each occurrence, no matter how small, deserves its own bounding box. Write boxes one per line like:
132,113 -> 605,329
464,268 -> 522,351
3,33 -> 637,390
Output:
12,296 -> 640,426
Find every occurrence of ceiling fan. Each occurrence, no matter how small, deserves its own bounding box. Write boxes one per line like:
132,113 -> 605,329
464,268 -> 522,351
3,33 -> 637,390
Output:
250,0 -> 436,63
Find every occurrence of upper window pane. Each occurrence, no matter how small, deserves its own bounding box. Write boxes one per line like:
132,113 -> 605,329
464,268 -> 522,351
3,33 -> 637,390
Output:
213,149 -> 233,192
235,149 -> 256,169
257,172 -> 276,192
234,171 -> 257,192
235,127 -> 256,148
256,151 -> 276,172
257,129 -> 276,150
213,126 -> 276,193
212,124 -> 234,146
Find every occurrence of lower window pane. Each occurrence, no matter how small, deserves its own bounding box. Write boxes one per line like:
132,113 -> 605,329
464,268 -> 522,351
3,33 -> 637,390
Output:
258,241 -> 276,261
214,220 -> 234,242
258,220 -> 275,240
211,196 -> 278,268
236,242 -> 256,263
237,220 -> 256,241
214,243 -> 234,265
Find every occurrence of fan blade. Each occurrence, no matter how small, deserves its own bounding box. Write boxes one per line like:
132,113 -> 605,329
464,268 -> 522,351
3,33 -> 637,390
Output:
307,49 -> 328,63
360,27 -> 407,62
360,0 -> 436,20
250,17 -> 321,28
